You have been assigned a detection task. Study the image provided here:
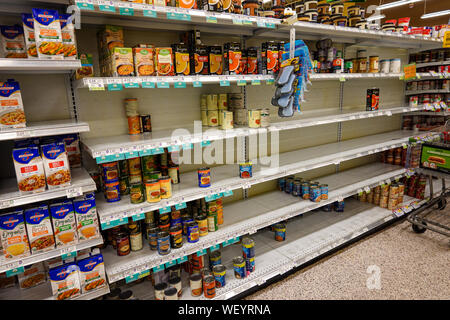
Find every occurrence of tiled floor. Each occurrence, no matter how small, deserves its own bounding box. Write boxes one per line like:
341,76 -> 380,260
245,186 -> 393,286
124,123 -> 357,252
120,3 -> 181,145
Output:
245,211 -> 450,300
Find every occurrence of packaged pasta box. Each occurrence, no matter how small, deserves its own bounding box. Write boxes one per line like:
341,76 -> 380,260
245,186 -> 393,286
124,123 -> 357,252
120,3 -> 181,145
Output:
32,8 -> 64,60
50,201 -> 78,248
41,141 -> 72,189
0,25 -> 27,58
77,253 -> 106,294
0,210 -> 31,260
0,79 -> 26,129
155,47 -> 174,76
110,47 -> 135,77
59,14 -> 77,59
73,193 -> 100,242
49,262 -> 81,300
133,46 -> 155,76
17,262 -> 46,290
58,134 -> 81,168
21,14 -> 37,58
24,204 -> 55,254
75,53 -> 94,80
12,145 -> 46,194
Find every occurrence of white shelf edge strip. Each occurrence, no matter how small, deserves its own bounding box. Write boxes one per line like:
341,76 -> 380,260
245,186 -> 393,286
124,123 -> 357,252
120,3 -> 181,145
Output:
0,121 -> 90,141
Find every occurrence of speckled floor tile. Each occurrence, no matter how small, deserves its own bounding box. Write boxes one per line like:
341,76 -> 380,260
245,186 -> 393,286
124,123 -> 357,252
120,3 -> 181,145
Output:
245,208 -> 450,300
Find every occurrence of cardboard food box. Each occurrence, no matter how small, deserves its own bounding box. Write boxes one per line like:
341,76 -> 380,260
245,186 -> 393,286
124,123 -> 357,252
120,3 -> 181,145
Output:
41,141 -> 72,189
0,80 -> 26,129
73,193 -> 100,242
0,25 -> 27,58
17,262 -> 46,289
21,14 -> 38,58
0,210 -> 31,260
12,145 -> 46,194
24,204 -> 55,254
49,262 -> 81,300
50,201 -> 78,248
77,253 -> 106,294
32,8 -> 64,60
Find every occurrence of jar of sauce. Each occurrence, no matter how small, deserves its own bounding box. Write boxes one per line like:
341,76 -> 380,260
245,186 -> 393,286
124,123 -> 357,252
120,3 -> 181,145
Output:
116,231 -> 130,256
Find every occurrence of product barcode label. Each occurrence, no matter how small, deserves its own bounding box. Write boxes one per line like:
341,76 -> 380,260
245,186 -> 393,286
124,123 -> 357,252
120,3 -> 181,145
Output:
66,187 -> 83,198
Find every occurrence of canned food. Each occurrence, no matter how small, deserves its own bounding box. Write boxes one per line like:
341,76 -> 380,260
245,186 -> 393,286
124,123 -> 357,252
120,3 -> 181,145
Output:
190,273 -> 203,297
334,200 -> 345,212
301,182 -> 310,199
322,203 -> 333,212
242,237 -> 255,259
147,170 -> 161,180
102,162 -> 119,182
105,179 -> 121,202
130,182 -> 145,204
285,178 -> 294,194
248,109 -> 261,128
154,282 -> 168,300
191,253 -> 205,270
278,178 -> 286,191
128,158 -> 142,176
147,226 -> 159,251
369,56 -> 379,73
196,215 -> 208,237
233,256 -> 246,279
207,213 -> 218,232
140,114 -> 152,133
198,167 -> 211,187
158,211 -> 170,231
169,225 -> 183,249
164,287 -> 178,300
118,160 -> 129,177
274,223 -> 286,241
141,155 -> 158,173
187,221 -> 200,243
292,180 -> 301,197
239,162 -> 252,178
310,186 -> 321,202
119,176 -> 130,195
128,116 -> 141,135
157,231 -> 171,255
320,184 -> 328,200
116,231 -> 130,256
209,251 -> 222,270
168,166 -> 180,184
159,175 -> 172,199
220,111 -> 234,130
207,110 -> 219,127
203,275 -> 216,299
182,217 -> 193,236
245,257 -> 255,273
379,195 -> 388,208
145,179 -> 160,203
212,264 -> 226,288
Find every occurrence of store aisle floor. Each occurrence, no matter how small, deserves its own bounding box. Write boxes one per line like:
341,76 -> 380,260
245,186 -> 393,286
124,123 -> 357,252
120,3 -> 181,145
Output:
245,210 -> 450,300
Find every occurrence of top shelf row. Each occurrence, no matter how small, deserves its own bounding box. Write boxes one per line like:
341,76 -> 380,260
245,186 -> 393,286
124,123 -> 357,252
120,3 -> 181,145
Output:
0,0 -> 443,50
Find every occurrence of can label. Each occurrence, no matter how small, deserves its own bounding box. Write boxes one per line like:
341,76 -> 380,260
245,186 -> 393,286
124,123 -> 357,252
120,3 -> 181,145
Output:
207,214 -> 218,232
197,218 -> 208,236
157,235 -> 170,255
187,224 -> 199,243
242,240 -> 255,259
310,186 -> 321,202
198,168 -> 211,187
301,183 -> 310,199
274,226 -> 286,241
320,185 -> 328,200
233,261 -> 246,279
213,269 -> 226,288
245,257 -> 255,273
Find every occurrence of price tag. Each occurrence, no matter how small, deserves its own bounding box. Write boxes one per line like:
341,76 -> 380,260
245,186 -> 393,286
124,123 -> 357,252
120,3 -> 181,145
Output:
118,3 -> 134,16
182,143 -> 193,150
61,250 -> 77,260
266,79 -> 275,85
222,239 -> 234,247
193,80 -> 202,87
0,200 -> 14,209
231,236 -> 240,243
251,79 -> 261,85
256,20 -> 266,27
177,256 -> 188,264
266,22 -> 276,29
125,151 -> 139,159
175,202 -> 187,210
116,217 -> 129,226
220,80 -> 230,86
87,79 -> 105,91
125,274 -> 138,284
174,81 -> 186,88
339,77 -> 346,82
206,16 -> 218,23
205,194 -> 216,202
66,187 -> 83,198
141,81 -> 155,88
101,220 -> 117,230
243,20 -> 253,25
165,260 -> 177,268
123,81 -> 140,89
151,147 -> 164,155
107,82 -> 123,91
77,0 -> 95,10
152,265 -> 165,273
233,18 -> 243,25
168,145 -> 181,152
210,244 -> 220,252
132,212 -> 145,221
201,140 -> 211,147
157,81 -> 170,88
237,80 -> 247,86
159,206 -> 171,214
98,0 -> 116,12
6,266 -> 24,278
196,249 -> 207,257
223,190 -> 233,197
393,208 -> 404,217
143,9 -> 157,18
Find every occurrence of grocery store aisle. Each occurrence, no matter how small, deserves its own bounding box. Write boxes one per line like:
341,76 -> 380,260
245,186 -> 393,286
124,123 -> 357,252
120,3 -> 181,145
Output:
245,210 -> 450,300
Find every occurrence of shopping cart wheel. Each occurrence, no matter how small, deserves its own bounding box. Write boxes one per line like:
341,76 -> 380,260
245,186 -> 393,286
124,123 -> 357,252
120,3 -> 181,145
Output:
437,198 -> 447,210
412,221 -> 427,234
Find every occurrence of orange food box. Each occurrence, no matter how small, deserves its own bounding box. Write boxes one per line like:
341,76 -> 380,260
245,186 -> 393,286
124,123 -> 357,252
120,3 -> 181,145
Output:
155,47 -> 174,76
133,46 -> 155,76
111,47 -> 135,77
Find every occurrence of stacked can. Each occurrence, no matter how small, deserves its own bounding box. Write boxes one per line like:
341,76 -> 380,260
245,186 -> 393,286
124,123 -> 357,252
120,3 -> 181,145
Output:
101,161 -> 121,202
387,183 -> 399,210
118,159 -> 130,196
228,93 -> 247,126
397,182 -> 405,205
200,94 -> 208,126
415,175 -> 427,200
248,109 -> 261,128
206,94 -> 219,127
216,196 -> 224,225
242,237 -> 255,275
260,108 -> 270,128
207,200 -> 219,232
124,98 -> 141,135
190,252 -> 205,272
373,185 -> 381,206
209,251 -> 221,270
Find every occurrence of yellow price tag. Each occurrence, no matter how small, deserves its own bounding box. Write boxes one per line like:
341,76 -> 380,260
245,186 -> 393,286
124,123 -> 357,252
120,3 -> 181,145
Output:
443,31 -> 450,48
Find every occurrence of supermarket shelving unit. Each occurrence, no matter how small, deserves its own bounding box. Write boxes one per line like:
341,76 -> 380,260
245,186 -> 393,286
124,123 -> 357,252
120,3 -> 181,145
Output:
0,0 -> 445,301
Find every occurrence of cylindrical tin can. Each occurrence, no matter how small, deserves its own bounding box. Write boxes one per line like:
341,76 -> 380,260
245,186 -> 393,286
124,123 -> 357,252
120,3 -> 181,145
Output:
128,173 -> 142,185
130,182 -> 145,204
369,56 -> 379,73
245,257 -> 255,273
207,110 -> 219,127
198,167 -> 211,187
203,275 -> 216,299
168,166 -> 180,185
119,176 -> 130,195
207,213 -> 218,232
196,215 -> 208,237
140,114 -> 152,133
220,111 -> 234,130
239,162 -> 252,178
292,180 -> 301,197
182,217 -> 193,236
381,184 -> 390,197
116,231 -> 130,256
242,237 -> 255,259
218,94 -> 227,110
322,203 -> 333,212
320,184 -> 328,200
285,177 -> 294,194
301,182 -> 310,200
118,160 -> 129,177
105,179 -> 121,202
260,108 -> 270,127
187,221 -> 200,243
164,287 -> 178,300
128,157 -> 141,176
206,94 -> 218,110
154,282 -> 168,300
212,264 -> 226,288
379,195 -> 389,208
209,251 -> 222,270
248,109 -> 261,128
159,175 -> 172,199
201,110 -> 208,126
233,256 -> 246,279
157,231 -> 171,255
168,276 -> 182,297
169,225 -> 183,249
190,273 -> 203,297
334,200 -> 345,212
310,186 -> 321,202
102,162 -> 119,182
367,191 -> 374,204
128,115 -> 141,135
274,223 -> 286,241
278,178 -> 286,191
145,179 -> 160,203
147,226 -> 159,251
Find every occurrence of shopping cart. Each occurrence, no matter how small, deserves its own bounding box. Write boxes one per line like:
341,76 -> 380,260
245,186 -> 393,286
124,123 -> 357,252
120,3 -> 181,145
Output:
407,120 -> 450,236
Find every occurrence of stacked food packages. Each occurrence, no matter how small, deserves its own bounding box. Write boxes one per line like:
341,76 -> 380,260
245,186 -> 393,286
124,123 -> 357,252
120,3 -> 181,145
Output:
0,79 -> 26,130
12,134 -> 81,194
101,196 -> 224,257
357,182 -> 405,211
402,115 -> 447,132
124,98 -> 152,135
0,193 -> 101,261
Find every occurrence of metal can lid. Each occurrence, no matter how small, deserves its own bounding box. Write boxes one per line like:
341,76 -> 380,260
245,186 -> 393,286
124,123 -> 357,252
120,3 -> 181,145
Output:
233,256 -> 245,264
242,237 -> 254,245
154,282 -> 168,291
195,215 -> 207,221
274,223 -> 286,229
168,276 -> 181,285
190,273 -> 202,281
145,179 -> 159,184
164,287 -> 178,296
198,167 -> 210,171
204,275 -> 215,282
119,290 -> 133,300
157,231 -> 169,238
212,264 -> 226,273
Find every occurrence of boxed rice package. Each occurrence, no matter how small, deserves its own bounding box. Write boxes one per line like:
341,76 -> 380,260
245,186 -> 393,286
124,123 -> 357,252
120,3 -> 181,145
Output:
49,262 -> 81,300
0,79 -> 26,129
41,141 -> 72,189
21,14 -> 37,58
17,262 -> 46,289
24,204 -> 55,254
0,25 -> 27,58
59,14 -> 77,59
50,201 -> 78,248
77,253 -> 106,294
32,8 -> 64,60
73,193 -> 100,242
58,134 -> 81,168
0,210 -> 31,260
12,145 -> 46,194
